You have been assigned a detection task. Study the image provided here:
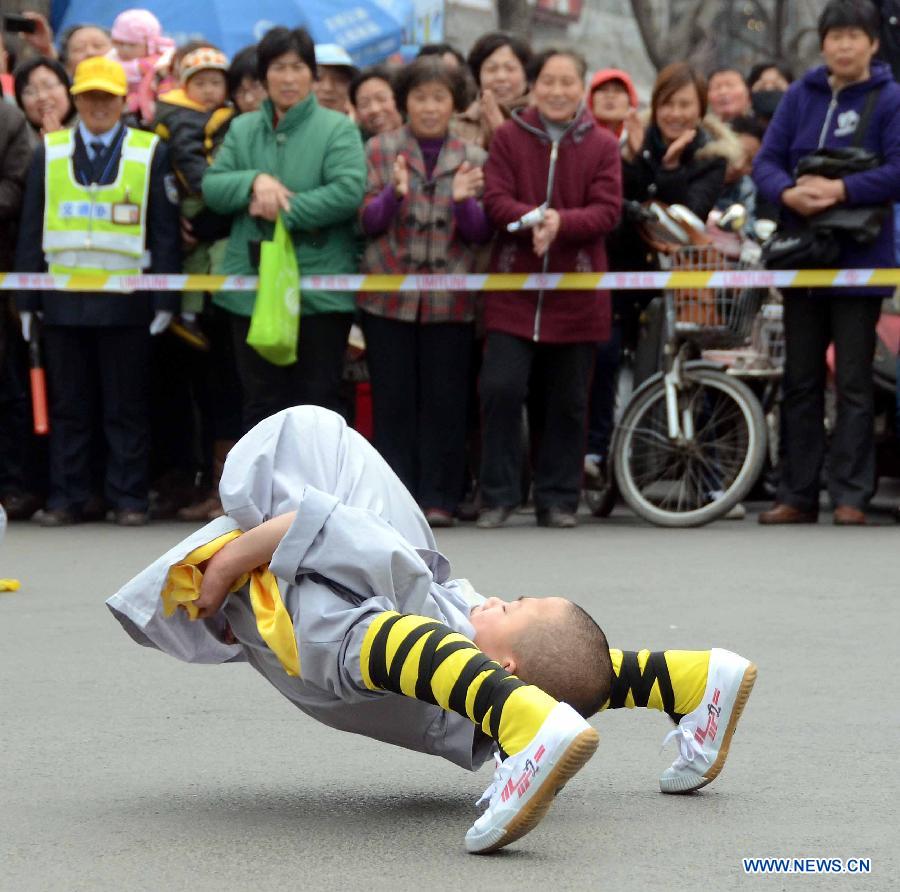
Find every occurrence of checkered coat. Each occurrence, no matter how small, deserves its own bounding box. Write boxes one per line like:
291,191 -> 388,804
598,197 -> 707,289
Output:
358,126 -> 488,323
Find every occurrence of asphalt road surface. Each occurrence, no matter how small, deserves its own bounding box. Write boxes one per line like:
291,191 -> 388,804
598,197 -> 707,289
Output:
2,504 -> 897,891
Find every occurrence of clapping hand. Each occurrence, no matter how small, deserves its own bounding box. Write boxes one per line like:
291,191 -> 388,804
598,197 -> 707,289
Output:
622,108 -> 645,161
393,154 -> 410,199
452,161 -> 484,202
661,128 -> 697,170
480,89 -> 505,136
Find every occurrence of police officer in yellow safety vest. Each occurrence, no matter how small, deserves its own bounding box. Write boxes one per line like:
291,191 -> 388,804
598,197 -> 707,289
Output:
14,56 -> 181,527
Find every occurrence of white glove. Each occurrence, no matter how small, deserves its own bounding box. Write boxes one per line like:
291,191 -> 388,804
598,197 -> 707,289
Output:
19,311 -> 33,343
149,310 -> 174,335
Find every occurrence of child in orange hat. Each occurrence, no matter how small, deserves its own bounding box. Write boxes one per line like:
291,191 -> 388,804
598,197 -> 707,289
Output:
154,46 -> 235,320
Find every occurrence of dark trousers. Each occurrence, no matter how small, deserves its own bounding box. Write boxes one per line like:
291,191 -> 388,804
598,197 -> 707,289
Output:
150,305 -> 243,482
479,331 -> 594,513
0,324 -> 29,495
778,292 -> 882,511
231,312 -> 353,433
587,324 -> 623,458
361,312 -> 474,512
43,325 -> 151,512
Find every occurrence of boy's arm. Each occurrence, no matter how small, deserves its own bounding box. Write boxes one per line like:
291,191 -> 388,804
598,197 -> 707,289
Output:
195,511 -> 296,618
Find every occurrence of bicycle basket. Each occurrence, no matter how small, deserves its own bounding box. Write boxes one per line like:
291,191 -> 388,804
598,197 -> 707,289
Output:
665,244 -> 763,342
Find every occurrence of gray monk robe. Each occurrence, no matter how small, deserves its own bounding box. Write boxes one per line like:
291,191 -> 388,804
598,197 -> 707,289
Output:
107,407 -> 493,770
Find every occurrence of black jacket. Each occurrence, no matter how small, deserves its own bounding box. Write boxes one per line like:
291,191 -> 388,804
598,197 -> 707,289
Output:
0,103 -> 34,272
14,125 -> 181,326
876,1 -> 900,82
623,125 -> 729,221
154,90 -> 233,196
154,91 -> 234,241
610,117 -> 735,275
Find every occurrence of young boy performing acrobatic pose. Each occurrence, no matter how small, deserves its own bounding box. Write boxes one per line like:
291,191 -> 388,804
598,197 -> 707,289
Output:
108,407 -> 756,852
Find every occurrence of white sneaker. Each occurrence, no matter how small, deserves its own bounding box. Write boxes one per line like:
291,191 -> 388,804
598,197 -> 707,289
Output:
709,489 -> 746,520
465,702 -> 599,854
583,454 -> 606,489
659,648 -> 757,794
724,502 -> 747,520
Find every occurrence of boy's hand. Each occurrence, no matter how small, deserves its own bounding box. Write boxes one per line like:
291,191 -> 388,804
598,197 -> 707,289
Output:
192,511 -> 297,619
195,549 -> 239,619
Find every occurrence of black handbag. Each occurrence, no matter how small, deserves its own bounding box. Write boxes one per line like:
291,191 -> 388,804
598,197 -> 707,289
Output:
763,86 -> 886,268
760,227 -> 841,270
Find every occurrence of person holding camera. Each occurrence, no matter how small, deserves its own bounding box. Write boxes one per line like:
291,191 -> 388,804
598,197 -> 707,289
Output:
753,0 -> 900,525
477,49 -> 622,529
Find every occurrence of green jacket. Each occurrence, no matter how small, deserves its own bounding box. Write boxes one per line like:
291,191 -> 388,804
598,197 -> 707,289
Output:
202,95 -> 365,316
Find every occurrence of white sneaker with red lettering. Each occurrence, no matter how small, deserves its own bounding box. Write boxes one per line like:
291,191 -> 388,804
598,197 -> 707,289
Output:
465,702 -> 599,854
659,648 -> 757,793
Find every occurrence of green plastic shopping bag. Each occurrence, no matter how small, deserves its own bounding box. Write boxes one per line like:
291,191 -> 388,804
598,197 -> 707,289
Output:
247,214 -> 301,366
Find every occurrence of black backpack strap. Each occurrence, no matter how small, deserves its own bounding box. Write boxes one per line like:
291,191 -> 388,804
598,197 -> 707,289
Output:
853,85 -> 884,148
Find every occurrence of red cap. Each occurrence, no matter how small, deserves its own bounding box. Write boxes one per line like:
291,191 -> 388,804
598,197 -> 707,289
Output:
589,68 -> 639,108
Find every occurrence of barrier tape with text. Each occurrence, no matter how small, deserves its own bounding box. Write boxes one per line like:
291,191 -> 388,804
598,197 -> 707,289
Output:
0,269 -> 897,293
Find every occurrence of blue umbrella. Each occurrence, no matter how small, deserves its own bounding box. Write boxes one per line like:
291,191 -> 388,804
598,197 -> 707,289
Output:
55,0 -> 404,65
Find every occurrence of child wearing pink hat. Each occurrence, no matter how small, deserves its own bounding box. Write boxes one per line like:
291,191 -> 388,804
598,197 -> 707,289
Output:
109,8 -> 176,124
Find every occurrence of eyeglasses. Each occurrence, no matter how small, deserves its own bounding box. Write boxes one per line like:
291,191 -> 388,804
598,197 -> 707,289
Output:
22,80 -> 66,100
235,83 -> 265,100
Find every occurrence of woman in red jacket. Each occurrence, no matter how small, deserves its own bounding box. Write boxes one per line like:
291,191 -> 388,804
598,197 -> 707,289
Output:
478,48 -> 622,529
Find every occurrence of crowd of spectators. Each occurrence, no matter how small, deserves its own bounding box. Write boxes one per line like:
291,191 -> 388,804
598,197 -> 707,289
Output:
1,0 -> 899,531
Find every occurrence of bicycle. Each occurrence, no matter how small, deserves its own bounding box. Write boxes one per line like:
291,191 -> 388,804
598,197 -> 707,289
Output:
608,238 -> 770,527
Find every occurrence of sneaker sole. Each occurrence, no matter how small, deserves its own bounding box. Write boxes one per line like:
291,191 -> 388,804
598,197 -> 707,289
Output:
661,662 -> 757,794
469,727 -> 600,854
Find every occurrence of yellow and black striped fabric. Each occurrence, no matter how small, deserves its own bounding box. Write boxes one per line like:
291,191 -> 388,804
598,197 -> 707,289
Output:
605,649 -> 710,720
360,612 -> 557,756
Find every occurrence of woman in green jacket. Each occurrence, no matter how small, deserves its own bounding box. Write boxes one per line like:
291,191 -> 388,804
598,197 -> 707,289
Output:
202,26 -> 366,431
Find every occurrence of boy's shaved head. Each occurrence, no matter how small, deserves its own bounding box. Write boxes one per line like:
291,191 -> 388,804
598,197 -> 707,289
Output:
512,602 -> 612,717
470,597 -> 613,717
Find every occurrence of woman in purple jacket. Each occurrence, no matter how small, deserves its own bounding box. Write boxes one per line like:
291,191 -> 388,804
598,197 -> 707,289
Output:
753,0 -> 900,526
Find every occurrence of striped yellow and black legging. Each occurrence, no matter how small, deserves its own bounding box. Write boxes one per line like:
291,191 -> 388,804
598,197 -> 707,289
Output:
360,612 -> 710,757
603,649 -> 710,721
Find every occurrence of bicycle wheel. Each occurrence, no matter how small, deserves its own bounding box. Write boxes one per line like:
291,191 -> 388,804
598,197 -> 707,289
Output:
613,366 -> 766,527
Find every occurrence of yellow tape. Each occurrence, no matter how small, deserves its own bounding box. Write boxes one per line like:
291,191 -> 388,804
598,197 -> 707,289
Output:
2,269 -> 899,293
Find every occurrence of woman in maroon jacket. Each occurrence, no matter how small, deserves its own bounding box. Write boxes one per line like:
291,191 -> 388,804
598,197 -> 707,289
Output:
478,48 -> 622,529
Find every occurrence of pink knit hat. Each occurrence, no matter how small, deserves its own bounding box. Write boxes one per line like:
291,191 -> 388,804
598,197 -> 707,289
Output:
110,8 -> 173,56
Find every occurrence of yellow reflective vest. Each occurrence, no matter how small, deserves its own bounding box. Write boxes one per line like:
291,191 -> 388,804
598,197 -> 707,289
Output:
42,127 -> 157,276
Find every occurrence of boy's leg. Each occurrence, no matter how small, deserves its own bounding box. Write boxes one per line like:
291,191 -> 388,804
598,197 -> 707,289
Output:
219,404 -> 436,551
360,611 -> 599,854
605,648 -> 756,793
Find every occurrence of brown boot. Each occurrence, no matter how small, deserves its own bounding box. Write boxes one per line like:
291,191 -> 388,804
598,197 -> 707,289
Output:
758,503 -> 818,525
833,505 -> 866,526
176,493 -> 220,522
176,440 -> 235,521
206,439 -> 236,520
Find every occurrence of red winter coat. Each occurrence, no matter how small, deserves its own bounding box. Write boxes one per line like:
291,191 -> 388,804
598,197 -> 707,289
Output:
482,106 -> 622,343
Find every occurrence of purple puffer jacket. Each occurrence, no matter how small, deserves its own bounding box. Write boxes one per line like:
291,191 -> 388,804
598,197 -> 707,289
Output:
753,61 -> 900,295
